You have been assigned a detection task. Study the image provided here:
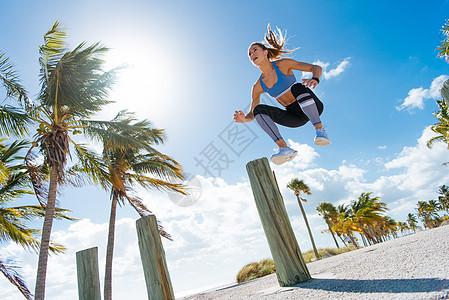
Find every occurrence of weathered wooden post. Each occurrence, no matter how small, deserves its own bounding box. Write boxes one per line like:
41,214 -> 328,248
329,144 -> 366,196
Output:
76,247 -> 101,300
136,215 -> 175,300
246,157 -> 311,286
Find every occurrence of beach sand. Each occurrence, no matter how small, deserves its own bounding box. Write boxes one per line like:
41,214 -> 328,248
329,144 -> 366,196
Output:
181,225 -> 449,299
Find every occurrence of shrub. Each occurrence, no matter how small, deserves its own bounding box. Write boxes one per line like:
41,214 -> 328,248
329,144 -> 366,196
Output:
236,246 -> 357,283
236,259 -> 276,283
302,246 -> 357,263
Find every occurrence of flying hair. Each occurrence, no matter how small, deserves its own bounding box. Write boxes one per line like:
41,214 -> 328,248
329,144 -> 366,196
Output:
251,24 -> 298,61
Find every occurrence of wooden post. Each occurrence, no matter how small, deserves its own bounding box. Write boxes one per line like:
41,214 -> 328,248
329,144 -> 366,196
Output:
246,157 -> 311,286
76,247 -> 101,300
136,215 -> 175,300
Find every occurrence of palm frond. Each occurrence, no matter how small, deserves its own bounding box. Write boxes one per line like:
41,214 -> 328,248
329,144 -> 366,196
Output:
0,257 -> 32,299
0,212 -> 40,252
24,149 -> 49,207
81,118 -> 165,148
38,41 -> 114,116
127,174 -> 185,194
38,21 -> 67,87
82,125 -> 161,153
5,205 -> 76,221
0,106 -> 30,138
0,139 -> 29,163
130,153 -> 183,182
71,143 -> 111,189
124,195 -> 172,240
0,51 -> 29,105
437,19 -> 449,63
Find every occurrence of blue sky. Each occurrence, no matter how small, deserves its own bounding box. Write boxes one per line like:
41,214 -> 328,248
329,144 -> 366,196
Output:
1,0 -> 449,299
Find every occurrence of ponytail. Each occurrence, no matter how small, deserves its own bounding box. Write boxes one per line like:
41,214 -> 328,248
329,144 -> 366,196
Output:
251,24 -> 297,61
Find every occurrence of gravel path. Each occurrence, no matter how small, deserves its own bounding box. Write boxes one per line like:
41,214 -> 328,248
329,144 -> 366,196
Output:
181,225 -> 449,300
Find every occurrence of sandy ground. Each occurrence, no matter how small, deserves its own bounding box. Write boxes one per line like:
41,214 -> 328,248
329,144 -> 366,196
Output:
181,225 -> 449,300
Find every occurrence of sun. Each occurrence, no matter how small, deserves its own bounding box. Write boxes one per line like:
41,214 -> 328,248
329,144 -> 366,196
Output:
103,39 -> 178,121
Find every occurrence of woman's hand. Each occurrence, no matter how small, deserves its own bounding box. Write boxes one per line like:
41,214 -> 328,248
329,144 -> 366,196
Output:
233,110 -> 252,123
302,78 -> 319,89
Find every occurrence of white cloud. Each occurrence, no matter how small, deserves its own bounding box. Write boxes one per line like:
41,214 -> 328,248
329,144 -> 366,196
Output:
312,57 -> 352,80
397,75 -> 449,111
2,127 -> 449,299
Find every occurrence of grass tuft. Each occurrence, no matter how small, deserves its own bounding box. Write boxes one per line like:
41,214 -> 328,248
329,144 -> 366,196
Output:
236,259 -> 276,283
236,246 -> 357,283
302,246 -> 357,263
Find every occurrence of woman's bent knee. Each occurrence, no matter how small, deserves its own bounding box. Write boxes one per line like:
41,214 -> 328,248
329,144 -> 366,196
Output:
253,104 -> 270,116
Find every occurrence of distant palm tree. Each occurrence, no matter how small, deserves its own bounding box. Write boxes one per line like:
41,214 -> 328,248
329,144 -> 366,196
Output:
26,22 -> 129,300
406,213 -> 418,233
437,185 -> 449,213
332,204 -> 359,248
437,19 -> 449,63
287,178 -> 319,259
332,204 -> 352,247
349,192 -> 388,245
417,201 -> 440,229
397,221 -> 408,236
427,100 -> 449,161
382,216 -> 398,240
74,111 -> 185,300
0,139 -> 72,299
316,202 -> 340,248
428,200 -> 443,226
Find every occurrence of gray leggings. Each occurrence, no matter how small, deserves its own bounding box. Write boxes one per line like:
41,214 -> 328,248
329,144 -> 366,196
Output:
253,83 -> 324,142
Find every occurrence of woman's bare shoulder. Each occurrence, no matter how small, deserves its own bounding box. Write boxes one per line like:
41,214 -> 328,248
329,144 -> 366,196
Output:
277,58 -> 313,72
275,58 -> 298,74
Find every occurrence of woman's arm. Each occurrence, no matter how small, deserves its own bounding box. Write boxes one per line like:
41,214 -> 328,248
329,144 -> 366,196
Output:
234,82 -> 262,123
281,58 -> 322,89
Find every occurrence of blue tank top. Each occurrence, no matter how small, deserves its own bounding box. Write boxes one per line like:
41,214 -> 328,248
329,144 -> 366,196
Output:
259,61 -> 297,99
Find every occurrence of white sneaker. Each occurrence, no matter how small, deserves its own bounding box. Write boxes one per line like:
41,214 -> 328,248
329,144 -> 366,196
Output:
314,128 -> 331,146
270,147 -> 298,165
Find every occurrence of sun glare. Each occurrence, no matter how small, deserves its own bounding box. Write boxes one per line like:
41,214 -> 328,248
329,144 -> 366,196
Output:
103,40 -> 177,122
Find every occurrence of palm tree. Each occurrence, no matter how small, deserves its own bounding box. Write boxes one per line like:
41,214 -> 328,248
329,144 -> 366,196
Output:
428,200 -> 442,227
427,100 -> 449,159
334,204 -> 351,247
287,178 -> 319,259
0,139 -> 72,299
437,19 -> 449,106
417,201 -> 440,229
349,193 -> 388,245
397,221 -> 408,236
74,111 -> 185,300
382,216 -> 398,240
437,185 -> 449,213
25,21 -> 127,299
406,213 -> 418,233
332,204 -> 359,248
316,202 -> 339,248
437,19 -> 449,63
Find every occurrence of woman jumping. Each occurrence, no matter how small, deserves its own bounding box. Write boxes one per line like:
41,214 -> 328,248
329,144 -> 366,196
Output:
233,25 -> 330,165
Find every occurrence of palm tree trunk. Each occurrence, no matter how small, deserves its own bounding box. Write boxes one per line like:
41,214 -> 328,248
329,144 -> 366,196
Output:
338,234 -> 348,247
326,221 -> 339,248
296,196 -> 320,259
104,193 -> 118,300
360,233 -> 368,247
34,166 -> 58,300
348,234 -> 359,248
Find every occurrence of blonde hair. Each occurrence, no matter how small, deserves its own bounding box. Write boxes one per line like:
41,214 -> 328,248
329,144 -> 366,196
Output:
250,24 -> 297,61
